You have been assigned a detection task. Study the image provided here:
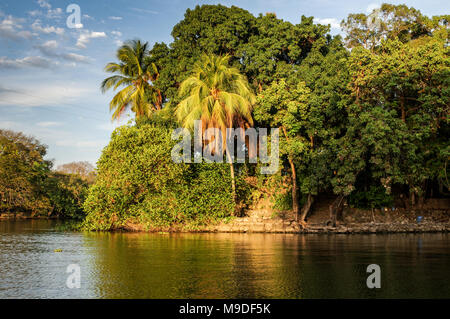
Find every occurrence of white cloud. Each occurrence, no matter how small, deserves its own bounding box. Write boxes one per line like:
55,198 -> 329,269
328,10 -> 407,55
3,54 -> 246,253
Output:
36,121 -> 63,127
313,18 -> 341,29
47,7 -> 63,19
35,40 -> 60,57
62,53 -> 91,63
111,31 -> 123,46
39,39 -> 58,50
0,84 -> 94,107
0,15 -> 33,40
37,0 -> 51,10
36,0 -> 62,19
28,10 -> 41,17
109,16 -> 123,20
31,19 -> 64,35
0,56 -> 54,69
36,40 -> 91,63
76,30 -> 107,49
131,8 -> 158,15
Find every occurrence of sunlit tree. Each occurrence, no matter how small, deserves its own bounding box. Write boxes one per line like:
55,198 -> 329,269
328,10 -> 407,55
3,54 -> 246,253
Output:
101,40 -> 162,120
176,54 -> 255,206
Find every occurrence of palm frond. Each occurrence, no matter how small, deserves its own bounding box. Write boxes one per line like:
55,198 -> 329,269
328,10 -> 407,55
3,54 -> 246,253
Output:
101,39 -> 162,120
176,53 -> 256,143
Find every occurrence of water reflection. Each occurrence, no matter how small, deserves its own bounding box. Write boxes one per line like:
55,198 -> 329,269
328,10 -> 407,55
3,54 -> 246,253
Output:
0,220 -> 449,298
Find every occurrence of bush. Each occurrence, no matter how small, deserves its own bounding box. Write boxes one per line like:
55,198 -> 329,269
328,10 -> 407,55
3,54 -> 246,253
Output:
349,186 -> 394,209
0,129 -> 90,218
82,124 -> 240,230
45,172 -> 89,220
0,129 -> 52,216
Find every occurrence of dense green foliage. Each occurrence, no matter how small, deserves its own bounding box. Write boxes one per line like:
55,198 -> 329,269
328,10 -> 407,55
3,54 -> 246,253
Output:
334,36 -> 449,204
0,129 -> 52,215
45,172 -> 88,220
56,161 -> 96,184
101,40 -> 162,120
82,124 -> 240,230
87,2 -> 448,229
148,4 -> 330,101
0,129 -> 88,218
175,53 -> 255,207
3,3 -> 447,229
341,3 -> 449,49
348,186 -> 394,209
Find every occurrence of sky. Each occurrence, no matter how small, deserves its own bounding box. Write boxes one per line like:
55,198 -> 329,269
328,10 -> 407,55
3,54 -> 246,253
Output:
0,0 -> 446,167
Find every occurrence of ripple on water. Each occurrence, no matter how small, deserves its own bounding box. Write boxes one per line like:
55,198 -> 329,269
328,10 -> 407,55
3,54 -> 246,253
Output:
0,220 -> 449,298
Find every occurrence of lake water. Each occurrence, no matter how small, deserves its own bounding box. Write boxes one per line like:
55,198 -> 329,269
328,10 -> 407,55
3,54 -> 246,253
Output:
0,220 -> 449,299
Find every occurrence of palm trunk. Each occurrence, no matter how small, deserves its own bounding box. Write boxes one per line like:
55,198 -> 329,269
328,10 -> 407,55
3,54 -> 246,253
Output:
226,145 -> 236,214
230,163 -> 236,204
288,157 -> 300,220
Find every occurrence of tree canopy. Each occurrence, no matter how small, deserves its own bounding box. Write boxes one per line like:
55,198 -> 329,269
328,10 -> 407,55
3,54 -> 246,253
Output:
0,129 -> 88,218
4,2 -> 446,229
86,2 -> 449,229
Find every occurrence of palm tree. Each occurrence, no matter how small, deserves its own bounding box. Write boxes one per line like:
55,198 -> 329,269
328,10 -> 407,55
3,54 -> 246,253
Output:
176,54 -> 255,207
101,40 -> 162,120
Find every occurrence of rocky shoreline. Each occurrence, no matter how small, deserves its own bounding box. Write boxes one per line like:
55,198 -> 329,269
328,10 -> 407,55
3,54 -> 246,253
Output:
206,221 -> 450,234
120,207 -> 450,234
201,205 -> 450,234
121,220 -> 450,234
204,217 -> 450,234
2,205 -> 450,234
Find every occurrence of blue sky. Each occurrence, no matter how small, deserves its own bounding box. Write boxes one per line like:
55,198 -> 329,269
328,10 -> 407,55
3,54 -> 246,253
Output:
0,0 -> 445,167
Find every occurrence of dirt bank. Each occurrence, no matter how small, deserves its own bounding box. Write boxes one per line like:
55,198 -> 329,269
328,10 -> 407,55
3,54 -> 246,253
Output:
4,200 -> 449,234
120,198 -> 450,234
202,206 -> 450,234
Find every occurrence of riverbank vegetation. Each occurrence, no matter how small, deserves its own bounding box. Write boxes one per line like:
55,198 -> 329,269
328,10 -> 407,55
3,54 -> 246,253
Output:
1,3 -> 448,231
82,123 -> 245,230
0,129 -> 93,219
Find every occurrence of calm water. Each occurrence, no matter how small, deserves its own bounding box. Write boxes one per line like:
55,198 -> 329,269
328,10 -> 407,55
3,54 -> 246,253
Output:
0,220 -> 449,299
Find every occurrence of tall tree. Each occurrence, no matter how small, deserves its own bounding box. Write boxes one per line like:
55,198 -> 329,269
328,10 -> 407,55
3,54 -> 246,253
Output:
295,36 -> 351,221
255,35 -> 350,225
239,14 -> 329,90
0,130 -> 52,215
101,40 -> 161,120
56,161 -> 96,184
255,80 -> 310,223
341,3 -> 444,50
334,35 -> 449,206
148,5 -> 329,104
176,54 -> 255,207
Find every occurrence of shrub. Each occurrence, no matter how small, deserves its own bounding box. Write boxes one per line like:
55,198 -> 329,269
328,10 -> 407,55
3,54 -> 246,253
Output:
45,172 -> 89,220
82,124 -> 239,230
348,185 -> 394,209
